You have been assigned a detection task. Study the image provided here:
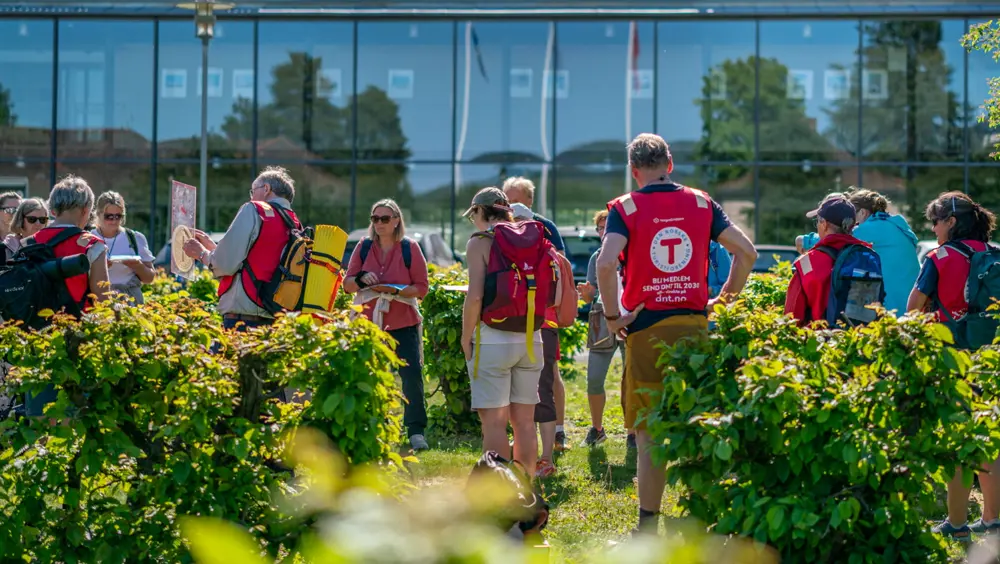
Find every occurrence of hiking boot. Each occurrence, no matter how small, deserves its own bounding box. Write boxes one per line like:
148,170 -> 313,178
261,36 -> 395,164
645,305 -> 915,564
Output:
583,427 -> 608,447
535,458 -> 556,479
409,434 -> 429,451
970,518 -> 1000,535
932,520 -> 972,542
554,430 -> 568,452
626,434 -> 637,451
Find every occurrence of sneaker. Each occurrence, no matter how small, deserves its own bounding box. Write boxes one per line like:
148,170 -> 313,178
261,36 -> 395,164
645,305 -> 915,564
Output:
535,459 -> 557,479
970,518 -> 1000,535
626,434 -> 637,450
932,520 -> 972,542
409,434 -> 429,451
554,430 -> 568,452
583,427 -> 608,447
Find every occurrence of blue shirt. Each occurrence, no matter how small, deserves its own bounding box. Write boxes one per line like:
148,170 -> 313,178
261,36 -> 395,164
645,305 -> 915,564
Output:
605,183 -> 733,333
916,258 -> 938,298
532,213 -> 565,253
708,241 -> 733,299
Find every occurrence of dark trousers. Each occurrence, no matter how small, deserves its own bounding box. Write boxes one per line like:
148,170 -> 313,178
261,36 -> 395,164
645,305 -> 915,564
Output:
388,324 -> 427,437
223,315 -> 274,331
534,328 -> 559,424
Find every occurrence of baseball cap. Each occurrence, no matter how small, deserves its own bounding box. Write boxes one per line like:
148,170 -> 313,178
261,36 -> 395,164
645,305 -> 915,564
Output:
462,187 -> 511,217
806,193 -> 856,230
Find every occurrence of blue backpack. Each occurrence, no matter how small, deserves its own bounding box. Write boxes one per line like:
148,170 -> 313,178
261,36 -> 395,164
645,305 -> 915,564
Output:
815,244 -> 886,328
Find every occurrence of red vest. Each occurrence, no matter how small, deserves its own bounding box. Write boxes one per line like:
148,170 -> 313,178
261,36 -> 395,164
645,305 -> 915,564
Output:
218,201 -> 299,307
609,186 -> 713,313
928,239 -> 987,321
33,226 -> 100,308
794,235 -> 873,323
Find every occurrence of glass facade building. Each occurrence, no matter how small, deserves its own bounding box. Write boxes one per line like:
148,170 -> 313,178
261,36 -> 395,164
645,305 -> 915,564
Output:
1,3 -> 999,251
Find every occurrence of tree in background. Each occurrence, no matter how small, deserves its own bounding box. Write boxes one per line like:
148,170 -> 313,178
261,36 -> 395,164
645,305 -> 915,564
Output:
963,20 -> 1000,214
0,84 -> 15,126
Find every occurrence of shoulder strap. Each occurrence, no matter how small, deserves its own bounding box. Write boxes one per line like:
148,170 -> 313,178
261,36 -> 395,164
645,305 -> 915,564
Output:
945,240 -> 976,259
42,226 -> 85,249
401,237 -> 413,269
814,245 -> 839,262
359,237 -> 373,264
268,201 -> 299,231
124,228 -> 139,254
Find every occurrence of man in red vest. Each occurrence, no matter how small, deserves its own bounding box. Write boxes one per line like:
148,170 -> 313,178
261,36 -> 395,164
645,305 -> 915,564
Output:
597,134 -> 757,535
183,166 -> 300,331
784,194 -> 868,325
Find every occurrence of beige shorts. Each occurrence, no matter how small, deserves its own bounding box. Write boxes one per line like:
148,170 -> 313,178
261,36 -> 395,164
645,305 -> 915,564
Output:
467,341 -> 544,409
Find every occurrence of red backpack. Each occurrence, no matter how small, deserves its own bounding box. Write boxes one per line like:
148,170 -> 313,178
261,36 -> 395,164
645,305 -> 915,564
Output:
476,221 -> 558,364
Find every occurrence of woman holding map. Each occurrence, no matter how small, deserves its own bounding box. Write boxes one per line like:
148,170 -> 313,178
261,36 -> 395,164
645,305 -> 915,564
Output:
92,191 -> 156,304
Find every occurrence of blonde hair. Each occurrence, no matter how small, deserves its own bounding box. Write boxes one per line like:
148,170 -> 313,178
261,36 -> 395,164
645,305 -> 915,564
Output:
847,187 -> 890,214
502,176 -> 535,201
96,191 -> 127,225
10,198 -> 49,237
593,209 -> 609,226
368,198 -> 406,243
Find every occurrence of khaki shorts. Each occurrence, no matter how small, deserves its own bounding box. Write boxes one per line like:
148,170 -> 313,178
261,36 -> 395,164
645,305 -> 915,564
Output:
624,314 -> 708,430
468,341 -> 544,409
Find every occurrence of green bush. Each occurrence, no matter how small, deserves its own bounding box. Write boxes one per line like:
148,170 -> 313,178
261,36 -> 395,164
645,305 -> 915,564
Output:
0,298 -> 403,562
558,319 -> 588,378
648,301 -> 1000,561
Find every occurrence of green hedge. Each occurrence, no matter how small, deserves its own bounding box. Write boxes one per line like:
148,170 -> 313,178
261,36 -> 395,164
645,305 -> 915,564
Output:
0,298 -> 403,562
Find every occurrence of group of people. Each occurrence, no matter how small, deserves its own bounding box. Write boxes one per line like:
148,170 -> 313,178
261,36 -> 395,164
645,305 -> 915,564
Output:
5,131 -> 1000,538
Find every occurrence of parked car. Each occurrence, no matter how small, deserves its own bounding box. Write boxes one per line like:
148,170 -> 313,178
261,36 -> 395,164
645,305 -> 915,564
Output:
753,244 -> 799,273
344,226 -> 461,268
558,226 -> 601,285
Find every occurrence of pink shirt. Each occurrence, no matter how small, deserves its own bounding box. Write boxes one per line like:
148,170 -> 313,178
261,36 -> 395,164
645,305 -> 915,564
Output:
345,238 -> 429,331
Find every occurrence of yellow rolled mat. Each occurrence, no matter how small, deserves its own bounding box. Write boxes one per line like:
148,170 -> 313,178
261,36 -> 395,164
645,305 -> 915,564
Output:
302,224 -> 348,313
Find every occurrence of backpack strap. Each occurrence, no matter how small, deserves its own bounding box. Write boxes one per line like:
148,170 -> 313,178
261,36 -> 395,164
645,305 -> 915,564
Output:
944,240 -> 976,259
269,201 -> 301,231
401,236 -> 413,269
359,237 -> 373,265
123,228 -> 140,255
40,226 -> 85,249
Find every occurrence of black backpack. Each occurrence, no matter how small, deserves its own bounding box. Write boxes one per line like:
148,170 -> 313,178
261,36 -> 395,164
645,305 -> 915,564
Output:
357,236 -> 413,269
0,227 -> 90,330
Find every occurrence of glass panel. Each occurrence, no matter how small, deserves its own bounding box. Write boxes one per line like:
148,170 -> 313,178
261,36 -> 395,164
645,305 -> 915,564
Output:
969,166 -> 1000,216
756,164 -> 856,245
453,21 -> 554,163
859,165 -> 965,240
968,23 -> 999,164
700,163 -> 755,240
0,161 -> 50,200
54,162 -> 152,234
153,161 -> 254,238
258,163 -> 352,229
158,20 -> 255,161
555,22 -> 655,165
57,20 -> 154,160
357,22 -> 453,161
0,20 -> 54,160
355,163 -> 453,246
859,20 -> 966,162
453,163 -> 549,245
759,21 -> 860,162
257,21 -> 354,161
656,21 -> 755,164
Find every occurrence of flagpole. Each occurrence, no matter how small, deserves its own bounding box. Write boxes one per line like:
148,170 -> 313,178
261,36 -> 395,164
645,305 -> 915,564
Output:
625,21 -> 636,194
455,23 -> 472,212
539,22 -> 554,217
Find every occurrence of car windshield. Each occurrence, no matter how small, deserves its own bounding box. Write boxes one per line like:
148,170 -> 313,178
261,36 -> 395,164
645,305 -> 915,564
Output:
754,249 -> 799,272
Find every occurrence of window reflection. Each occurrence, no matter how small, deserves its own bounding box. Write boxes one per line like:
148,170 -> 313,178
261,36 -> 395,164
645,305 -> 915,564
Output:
154,161 -> 254,238
759,21 -> 860,162
453,163 -> 549,244
355,163 -> 453,241
555,22 -> 655,164
657,21 -> 756,164
860,20 -> 965,162
0,161 -> 50,200
699,164 -> 755,240
54,162 -> 152,235
257,22 -> 354,161
454,21 -> 554,163
968,24 -> 999,163
158,20 -> 254,160
859,165 -> 964,240
357,22 -> 452,161
260,163 -> 351,229
57,20 -> 154,160
968,166 -> 1000,216
0,20 -> 53,160
757,165 -> 855,245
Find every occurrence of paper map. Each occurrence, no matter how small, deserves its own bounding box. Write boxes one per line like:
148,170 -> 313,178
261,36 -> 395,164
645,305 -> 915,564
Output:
170,180 -> 198,279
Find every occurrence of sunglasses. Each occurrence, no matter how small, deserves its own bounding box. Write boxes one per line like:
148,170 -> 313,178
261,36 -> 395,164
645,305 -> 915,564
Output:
371,214 -> 395,224
1,207 -> 16,214
24,216 -> 48,225
104,213 -> 124,221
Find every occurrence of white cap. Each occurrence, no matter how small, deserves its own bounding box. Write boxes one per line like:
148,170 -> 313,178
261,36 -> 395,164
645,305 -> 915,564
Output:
510,202 -> 533,220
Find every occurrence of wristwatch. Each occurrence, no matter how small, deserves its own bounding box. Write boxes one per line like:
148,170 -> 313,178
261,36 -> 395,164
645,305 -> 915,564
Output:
604,312 -> 622,321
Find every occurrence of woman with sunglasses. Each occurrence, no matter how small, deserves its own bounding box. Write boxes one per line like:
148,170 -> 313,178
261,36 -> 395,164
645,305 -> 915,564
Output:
92,191 -> 156,304
907,192 -> 999,541
0,192 -> 22,250
4,198 -> 51,262
344,199 -> 431,452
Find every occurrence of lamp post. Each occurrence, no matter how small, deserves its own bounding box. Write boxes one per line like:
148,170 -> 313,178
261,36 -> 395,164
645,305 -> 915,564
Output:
177,1 -> 233,231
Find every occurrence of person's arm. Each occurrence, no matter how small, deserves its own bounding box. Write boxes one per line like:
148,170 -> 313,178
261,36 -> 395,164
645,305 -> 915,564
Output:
795,235 -> 805,255
342,242 -> 365,294
579,251 -> 598,304
401,239 -> 429,299
714,225 -> 757,304
461,237 -> 489,360
784,269 -> 809,325
190,203 -> 257,277
87,243 -> 110,303
907,259 -> 938,313
124,232 -> 156,283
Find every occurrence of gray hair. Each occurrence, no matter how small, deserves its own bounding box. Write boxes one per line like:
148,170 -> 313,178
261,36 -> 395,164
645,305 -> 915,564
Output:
48,175 -> 95,216
10,198 -> 49,237
254,166 -> 295,203
96,191 -> 128,225
0,192 -> 21,209
627,133 -> 672,171
368,198 -> 406,243
502,176 -> 535,201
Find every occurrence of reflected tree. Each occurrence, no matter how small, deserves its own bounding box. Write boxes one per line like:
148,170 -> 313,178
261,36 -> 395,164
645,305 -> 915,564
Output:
0,84 -> 15,126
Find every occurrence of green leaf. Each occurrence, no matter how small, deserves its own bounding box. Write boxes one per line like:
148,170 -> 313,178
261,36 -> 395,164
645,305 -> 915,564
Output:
842,444 -> 859,464
929,323 -> 955,344
766,506 -> 785,532
179,517 -> 269,564
714,440 -> 733,461
322,394 -> 341,416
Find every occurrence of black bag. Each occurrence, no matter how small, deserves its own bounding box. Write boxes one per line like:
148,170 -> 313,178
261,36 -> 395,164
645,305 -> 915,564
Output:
467,451 -> 549,534
0,227 -> 90,330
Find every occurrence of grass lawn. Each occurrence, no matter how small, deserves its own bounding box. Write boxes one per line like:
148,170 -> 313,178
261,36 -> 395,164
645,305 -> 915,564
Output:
406,354 -> 682,563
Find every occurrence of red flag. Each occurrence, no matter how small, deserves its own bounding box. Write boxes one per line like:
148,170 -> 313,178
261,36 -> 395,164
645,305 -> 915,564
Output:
631,22 -> 640,90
